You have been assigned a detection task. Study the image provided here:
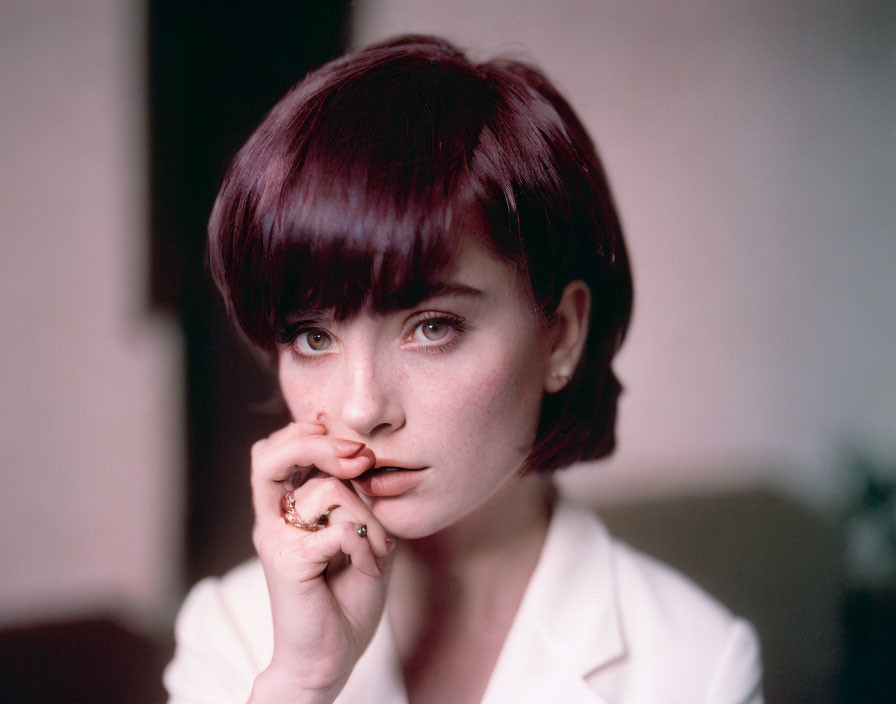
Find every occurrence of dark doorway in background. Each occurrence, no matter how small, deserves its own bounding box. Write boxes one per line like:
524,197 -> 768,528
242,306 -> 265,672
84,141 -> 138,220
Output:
149,1 -> 351,585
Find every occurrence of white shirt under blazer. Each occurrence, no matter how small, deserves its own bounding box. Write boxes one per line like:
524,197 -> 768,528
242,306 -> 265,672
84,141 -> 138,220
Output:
165,497 -> 764,703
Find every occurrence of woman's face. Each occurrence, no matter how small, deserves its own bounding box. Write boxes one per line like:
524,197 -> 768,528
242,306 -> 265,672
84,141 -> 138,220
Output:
277,235 -> 554,539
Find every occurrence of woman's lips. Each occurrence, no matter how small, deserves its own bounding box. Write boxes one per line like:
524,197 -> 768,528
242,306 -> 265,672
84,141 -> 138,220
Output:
352,465 -> 429,497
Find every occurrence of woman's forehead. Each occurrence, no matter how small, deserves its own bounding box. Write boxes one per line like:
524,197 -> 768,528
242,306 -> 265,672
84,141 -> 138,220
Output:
283,233 -> 521,322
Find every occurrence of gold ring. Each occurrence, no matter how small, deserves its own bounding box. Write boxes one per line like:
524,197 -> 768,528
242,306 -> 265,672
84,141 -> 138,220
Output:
282,492 -> 339,532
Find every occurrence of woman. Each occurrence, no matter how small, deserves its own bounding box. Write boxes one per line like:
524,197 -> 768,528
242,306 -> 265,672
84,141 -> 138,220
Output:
165,35 -> 763,703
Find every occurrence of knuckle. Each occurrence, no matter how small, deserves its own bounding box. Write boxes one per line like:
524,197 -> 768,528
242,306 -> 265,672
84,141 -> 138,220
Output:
299,475 -> 342,503
250,439 -> 267,462
327,522 -> 355,545
254,525 -> 280,558
288,422 -> 306,439
321,475 -> 344,492
316,477 -> 347,503
339,521 -> 366,545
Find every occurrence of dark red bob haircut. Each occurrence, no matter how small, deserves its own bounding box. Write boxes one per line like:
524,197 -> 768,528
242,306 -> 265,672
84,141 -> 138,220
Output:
209,35 -> 633,472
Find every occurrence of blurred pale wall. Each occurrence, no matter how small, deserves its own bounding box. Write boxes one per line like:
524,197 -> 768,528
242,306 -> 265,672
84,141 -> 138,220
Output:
0,0 -> 182,628
354,0 -> 896,506
0,0 -> 893,632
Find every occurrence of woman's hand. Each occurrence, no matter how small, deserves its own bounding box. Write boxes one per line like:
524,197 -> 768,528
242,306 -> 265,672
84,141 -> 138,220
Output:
247,421 -> 395,703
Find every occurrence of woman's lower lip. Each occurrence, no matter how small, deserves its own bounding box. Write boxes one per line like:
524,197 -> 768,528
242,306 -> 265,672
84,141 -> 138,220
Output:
352,468 -> 428,497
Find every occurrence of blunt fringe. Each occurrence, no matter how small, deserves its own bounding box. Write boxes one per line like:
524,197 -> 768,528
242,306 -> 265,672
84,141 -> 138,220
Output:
208,35 -> 633,472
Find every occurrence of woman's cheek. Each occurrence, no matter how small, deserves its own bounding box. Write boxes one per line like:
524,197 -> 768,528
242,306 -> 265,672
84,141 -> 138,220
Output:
454,353 -> 542,443
278,364 -> 326,421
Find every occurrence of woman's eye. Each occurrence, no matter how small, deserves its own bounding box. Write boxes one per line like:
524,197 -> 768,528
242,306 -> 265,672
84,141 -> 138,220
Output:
419,320 -> 450,341
406,315 -> 465,349
294,328 -> 333,354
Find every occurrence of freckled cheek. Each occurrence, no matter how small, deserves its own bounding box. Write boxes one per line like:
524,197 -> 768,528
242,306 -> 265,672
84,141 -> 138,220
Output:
277,366 -> 329,421
421,353 -> 543,447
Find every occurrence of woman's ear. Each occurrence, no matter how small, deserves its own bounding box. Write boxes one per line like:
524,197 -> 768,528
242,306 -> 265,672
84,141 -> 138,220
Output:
543,280 -> 591,393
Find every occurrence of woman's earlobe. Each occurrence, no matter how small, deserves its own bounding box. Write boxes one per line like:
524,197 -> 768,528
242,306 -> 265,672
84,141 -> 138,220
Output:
543,280 -> 591,393
545,372 -> 572,393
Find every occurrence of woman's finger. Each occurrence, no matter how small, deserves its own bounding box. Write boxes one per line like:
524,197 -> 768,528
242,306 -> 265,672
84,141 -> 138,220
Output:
304,521 -> 382,578
250,434 -> 374,528
257,519 -> 382,586
262,420 -> 327,449
252,430 -> 371,485
275,477 -> 391,558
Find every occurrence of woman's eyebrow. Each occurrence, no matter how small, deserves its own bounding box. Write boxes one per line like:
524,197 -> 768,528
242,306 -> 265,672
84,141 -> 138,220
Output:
285,308 -> 333,323
420,281 -> 484,301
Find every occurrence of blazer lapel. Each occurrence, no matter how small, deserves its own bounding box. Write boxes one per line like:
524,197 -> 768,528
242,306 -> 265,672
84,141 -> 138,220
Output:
336,616 -> 408,704
480,498 -> 627,704
336,498 -> 627,704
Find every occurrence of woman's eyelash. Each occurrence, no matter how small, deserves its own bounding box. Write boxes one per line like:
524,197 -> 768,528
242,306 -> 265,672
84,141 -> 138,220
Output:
410,313 -> 467,332
407,313 -> 468,353
278,320 -> 321,345
277,314 -> 468,355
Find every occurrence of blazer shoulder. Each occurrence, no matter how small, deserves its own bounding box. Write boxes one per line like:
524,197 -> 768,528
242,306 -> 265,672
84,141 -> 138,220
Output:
605,538 -> 763,702
164,559 -> 271,703
176,558 -> 270,648
612,539 -> 736,638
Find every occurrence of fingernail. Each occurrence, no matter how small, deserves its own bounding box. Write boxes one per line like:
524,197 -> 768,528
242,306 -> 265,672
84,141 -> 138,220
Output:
334,439 -> 365,457
385,537 -> 397,554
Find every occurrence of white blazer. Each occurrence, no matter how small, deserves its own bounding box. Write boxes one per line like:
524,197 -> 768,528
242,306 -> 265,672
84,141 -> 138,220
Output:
165,498 -> 763,703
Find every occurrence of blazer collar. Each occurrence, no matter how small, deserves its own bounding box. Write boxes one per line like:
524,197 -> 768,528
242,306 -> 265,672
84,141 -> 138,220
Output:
480,497 -> 626,704
336,497 -> 625,704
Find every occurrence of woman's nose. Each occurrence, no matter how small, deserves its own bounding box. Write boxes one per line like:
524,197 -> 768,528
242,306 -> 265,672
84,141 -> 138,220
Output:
339,354 -> 405,438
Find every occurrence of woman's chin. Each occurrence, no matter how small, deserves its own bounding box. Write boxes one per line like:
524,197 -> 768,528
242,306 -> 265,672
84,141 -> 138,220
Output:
368,502 -> 453,541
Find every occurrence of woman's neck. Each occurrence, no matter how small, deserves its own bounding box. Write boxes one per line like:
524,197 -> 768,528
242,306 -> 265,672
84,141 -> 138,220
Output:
386,474 -> 554,703
398,472 -> 553,581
